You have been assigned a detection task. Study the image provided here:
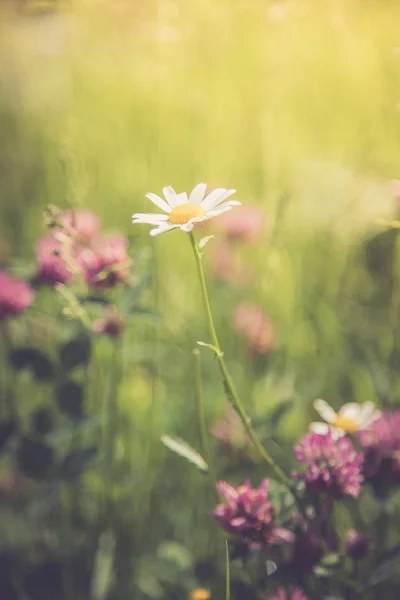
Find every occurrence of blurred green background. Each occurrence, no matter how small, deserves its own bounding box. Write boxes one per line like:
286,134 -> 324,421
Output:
1,0 -> 400,596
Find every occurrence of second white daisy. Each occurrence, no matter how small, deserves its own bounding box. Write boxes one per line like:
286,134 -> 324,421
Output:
132,183 -> 240,236
310,398 -> 381,438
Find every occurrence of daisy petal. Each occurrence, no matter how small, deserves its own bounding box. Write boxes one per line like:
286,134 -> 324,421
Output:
309,422 -> 331,435
200,188 -> 228,210
163,186 -> 181,208
132,213 -> 169,220
358,402 -> 381,427
189,183 -> 207,204
150,224 -> 177,236
146,192 -> 171,213
202,188 -> 236,210
132,213 -> 169,224
180,222 -> 194,232
313,399 -> 336,423
176,192 -> 188,205
340,403 -> 362,420
204,201 -> 241,218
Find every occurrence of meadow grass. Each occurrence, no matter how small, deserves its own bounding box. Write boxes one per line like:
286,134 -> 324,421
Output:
1,0 -> 400,595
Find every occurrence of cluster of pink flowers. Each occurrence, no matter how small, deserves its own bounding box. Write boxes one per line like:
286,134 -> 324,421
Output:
35,209 -> 131,289
264,587 -> 308,600
294,431 -> 363,499
0,270 -> 35,320
357,410 -> 400,493
213,479 -> 294,549
233,301 -> 275,355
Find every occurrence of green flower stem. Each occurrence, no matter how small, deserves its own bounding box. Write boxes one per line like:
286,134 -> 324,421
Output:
193,348 -> 219,502
188,231 -> 291,488
104,338 -> 122,513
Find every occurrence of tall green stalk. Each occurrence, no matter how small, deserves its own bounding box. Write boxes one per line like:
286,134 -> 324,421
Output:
188,231 -> 291,488
193,348 -> 219,501
104,338 -> 122,514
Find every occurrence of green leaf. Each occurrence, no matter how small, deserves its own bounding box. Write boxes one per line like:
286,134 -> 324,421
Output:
58,447 -> 97,480
59,334 -> 91,371
157,542 -> 193,570
269,400 -> 293,428
56,381 -> 84,419
90,530 -> 116,600
198,235 -> 214,250
366,545 -> 400,588
161,435 -> 208,472
197,341 -> 223,357
9,347 -> 55,381
321,553 -> 341,567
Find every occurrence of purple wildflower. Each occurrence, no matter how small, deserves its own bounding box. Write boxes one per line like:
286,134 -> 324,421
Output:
59,208 -> 101,244
357,411 -> 400,493
35,235 -> 75,285
0,271 -> 35,319
80,235 -> 131,289
213,479 -> 294,549
294,431 -> 363,499
344,529 -> 372,560
264,586 -> 308,600
92,312 -> 125,338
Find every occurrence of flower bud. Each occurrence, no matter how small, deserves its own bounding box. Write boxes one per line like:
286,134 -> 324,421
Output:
344,529 -> 372,560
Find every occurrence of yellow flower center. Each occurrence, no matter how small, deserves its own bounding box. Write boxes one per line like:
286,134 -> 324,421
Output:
333,414 -> 358,433
169,202 -> 205,224
189,589 -> 211,600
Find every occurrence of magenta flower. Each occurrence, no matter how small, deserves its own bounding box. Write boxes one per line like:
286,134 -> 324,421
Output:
233,302 -> 275,355
265,586 -> 308,600
0,271 -> 35,319
60,209 -> 101,243
294,432 -> 363,499
35,235 -> 75,284
80,235 -> 131,289
211,205 -> 266,244
357,411 -> 400,493
213,479 -> 294,549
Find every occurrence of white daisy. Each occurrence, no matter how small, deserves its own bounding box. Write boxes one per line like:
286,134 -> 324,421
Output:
310,399 -> 381,439
132,183 -> 240,236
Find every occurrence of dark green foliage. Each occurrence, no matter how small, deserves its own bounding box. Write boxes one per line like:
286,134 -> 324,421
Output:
16,437 -> 54,479
366,545 -> 400,589
56,381 -> 84,419
59,334 -> 91,371
58,446 -> 97,480
30,408 -> 54,436
9,348 -> 55,381
0,419 -> 17,452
